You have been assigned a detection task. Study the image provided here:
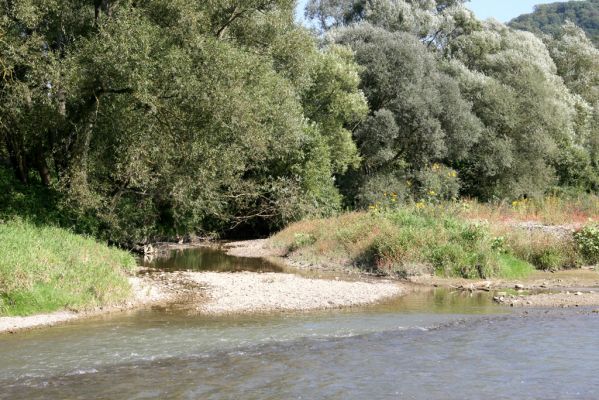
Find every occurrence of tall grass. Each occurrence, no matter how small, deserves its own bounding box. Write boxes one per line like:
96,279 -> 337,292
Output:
0,220 -> 136,316
271,207 -> 536,279
271,201 -> 597,279
457,195 -> 599,225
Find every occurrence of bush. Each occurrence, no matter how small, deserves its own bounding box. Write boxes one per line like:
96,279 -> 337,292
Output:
574,225 -> 599,265
273,198 -> 599,278
413,164 -> 460,203
290,233 -> 317,251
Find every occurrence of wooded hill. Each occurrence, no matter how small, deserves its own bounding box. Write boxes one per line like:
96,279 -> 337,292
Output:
510,0 -> 599,46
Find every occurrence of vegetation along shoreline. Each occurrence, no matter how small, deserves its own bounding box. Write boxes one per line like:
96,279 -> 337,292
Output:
1,0 -> 598,333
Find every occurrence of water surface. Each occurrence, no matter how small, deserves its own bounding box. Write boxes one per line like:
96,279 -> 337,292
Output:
143,246 -> 284,273
1,248 -> 598,399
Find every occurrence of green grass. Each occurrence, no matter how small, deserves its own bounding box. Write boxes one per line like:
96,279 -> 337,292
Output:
271,204 -> 592,279
0,220 -> 136,316
497,254 -> 535,279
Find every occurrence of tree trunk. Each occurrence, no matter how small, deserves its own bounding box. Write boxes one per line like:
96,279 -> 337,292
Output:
3,132 -> 28,184
35,148 -> 51,186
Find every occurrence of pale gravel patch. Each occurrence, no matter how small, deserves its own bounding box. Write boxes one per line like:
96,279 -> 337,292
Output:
498,291 -> 599,308
187,272 -> 404,314
0,311 -> 79,333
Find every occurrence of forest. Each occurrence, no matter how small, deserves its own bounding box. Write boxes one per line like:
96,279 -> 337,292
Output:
510,0 -> 599,46
1,0 -> 598,244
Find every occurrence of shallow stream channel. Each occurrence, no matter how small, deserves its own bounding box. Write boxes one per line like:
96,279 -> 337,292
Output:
1,247 -> 599,399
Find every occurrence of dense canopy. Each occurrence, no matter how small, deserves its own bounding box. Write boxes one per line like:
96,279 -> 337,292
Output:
1,0 -> 598,243
510,0 -> 599,46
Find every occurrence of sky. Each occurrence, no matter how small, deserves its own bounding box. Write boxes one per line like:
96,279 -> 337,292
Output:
468,0 -> 569,22
296,0 -> 572,23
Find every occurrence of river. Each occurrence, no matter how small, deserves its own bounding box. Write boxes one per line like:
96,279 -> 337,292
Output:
1,248 -> 598,399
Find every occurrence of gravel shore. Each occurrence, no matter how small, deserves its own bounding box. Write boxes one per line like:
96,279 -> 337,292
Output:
2,238 -> 595,333
1,269 -> 404,333
187,272 -> 403,314
495,291 -> 599,308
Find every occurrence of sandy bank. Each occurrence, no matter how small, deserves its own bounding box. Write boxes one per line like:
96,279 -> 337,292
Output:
186,271 -> 403,314
223,239 -> 282,258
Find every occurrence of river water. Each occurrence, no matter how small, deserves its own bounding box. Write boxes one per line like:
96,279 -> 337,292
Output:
1,249 -> 598,399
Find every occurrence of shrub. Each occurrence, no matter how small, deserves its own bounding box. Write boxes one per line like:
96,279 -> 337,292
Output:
574,225 -> 599,265
413,164 -> 461,203
274,207 -> 508,279
290,233 -> 317,251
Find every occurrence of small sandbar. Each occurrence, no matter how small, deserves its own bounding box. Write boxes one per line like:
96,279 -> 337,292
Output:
187,272 -> 404,314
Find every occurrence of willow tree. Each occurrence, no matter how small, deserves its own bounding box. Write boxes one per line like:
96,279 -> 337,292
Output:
0,0 -> 367,242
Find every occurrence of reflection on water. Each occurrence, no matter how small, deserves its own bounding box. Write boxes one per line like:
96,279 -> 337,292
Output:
143,246 -> 284,273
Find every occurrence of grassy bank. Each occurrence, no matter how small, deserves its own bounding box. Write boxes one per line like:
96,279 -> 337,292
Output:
0,220 -> 136,317
270,203 -> 599,279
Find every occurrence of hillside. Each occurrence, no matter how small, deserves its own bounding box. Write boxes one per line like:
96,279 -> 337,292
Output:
510,0 -> 599,45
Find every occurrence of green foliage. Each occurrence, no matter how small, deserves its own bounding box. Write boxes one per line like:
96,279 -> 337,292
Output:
0,0 -> 367,243
0,220 -> 135,316
332,23 -> 482,205
291,233 -> 318,251
272,206 -> 527,279
574,225 -> 599,265
319,0 -> 598,205
497,254 -> 535,279
1,0 -> 598,245
510,0 -> 599,47
448,22 -> 586,199
413,164 -> 460,202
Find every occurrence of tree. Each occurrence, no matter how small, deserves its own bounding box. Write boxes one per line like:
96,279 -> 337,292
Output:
0,0 -> 367,242
449,21 -> 587,198
510,0 -> 599,47
332,24 -> 482,205
546,22 -> 599,190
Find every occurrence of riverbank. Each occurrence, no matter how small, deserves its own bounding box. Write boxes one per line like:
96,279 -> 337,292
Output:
226,239 -> 599,310
0,251 -> 405,333
0,220 -> 137,317
3,233 -> 598,334
227,239 -> 599,308
0,274 -> 185,334
494,290 -> 599,308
